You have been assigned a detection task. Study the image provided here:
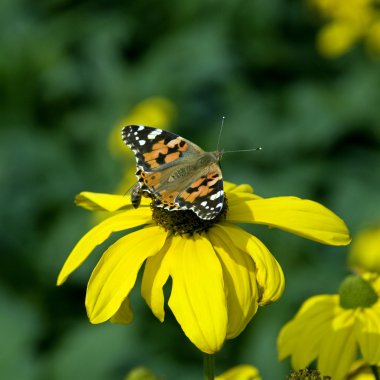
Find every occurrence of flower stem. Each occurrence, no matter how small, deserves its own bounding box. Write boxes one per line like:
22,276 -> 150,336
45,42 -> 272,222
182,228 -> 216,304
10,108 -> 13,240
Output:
371,365 -> 380,380
203,353 -> 215,380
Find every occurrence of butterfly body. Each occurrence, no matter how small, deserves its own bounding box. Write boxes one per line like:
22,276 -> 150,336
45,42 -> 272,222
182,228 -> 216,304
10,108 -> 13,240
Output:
121,125 -> 224,220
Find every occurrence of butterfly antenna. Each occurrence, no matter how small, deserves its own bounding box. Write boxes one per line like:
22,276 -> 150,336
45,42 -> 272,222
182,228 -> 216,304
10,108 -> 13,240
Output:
216,116 -> 226,152
223,147 -> 263,153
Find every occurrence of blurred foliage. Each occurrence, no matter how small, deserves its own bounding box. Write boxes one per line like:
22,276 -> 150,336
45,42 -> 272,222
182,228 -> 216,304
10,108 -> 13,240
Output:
1,0 -> 380,379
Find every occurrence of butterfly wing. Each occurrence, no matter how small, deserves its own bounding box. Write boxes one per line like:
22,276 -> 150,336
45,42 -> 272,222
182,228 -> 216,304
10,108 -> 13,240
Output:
121,125 -> 202,172
153,163 -> 224,220
175,164 -> 224,220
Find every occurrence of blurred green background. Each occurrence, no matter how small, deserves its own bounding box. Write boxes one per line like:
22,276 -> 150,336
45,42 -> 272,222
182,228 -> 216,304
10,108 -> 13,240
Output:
1,0 -> 380,379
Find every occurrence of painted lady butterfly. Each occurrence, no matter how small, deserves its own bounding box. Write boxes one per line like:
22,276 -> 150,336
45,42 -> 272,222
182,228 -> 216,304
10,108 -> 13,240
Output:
121,125 -> 224,220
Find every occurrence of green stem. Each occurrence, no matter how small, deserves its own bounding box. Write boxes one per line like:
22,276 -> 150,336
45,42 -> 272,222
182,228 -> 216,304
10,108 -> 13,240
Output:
371,365 -> 380,380
203,353 -> 215,380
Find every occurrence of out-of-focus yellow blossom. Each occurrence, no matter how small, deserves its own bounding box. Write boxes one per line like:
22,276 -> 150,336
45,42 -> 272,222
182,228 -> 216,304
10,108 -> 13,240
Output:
215,364 -> 261,380
278,273 -> 380,380
124,367 -> 159,380
349,226 -> 380,273
366,20 -> 380,54
310,0 -> 380,57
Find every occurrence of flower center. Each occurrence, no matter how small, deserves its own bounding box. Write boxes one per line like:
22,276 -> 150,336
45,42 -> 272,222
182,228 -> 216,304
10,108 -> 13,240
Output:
287,368 -> 329,379
339,275 -> 379,309
151,197 -> 228,235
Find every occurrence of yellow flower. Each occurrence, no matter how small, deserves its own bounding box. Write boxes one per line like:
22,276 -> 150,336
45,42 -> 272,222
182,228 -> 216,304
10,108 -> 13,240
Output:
349,226 -> 380,273
58,182 -> 350,354
316,21 -> 361,58
215,364 -> 261,380
310,0 -> 380,58
278,274 -> 380,380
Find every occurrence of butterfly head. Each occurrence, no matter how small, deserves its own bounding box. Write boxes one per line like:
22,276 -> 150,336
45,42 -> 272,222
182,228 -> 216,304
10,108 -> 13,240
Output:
206,150 -> 223,164
215,149 -> 224,162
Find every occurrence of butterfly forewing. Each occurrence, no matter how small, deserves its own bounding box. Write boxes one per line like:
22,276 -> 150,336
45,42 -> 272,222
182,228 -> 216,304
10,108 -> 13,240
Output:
122,125 -> 202,171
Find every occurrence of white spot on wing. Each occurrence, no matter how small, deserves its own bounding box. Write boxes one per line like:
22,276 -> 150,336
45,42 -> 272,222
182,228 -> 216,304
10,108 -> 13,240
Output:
147,129 -> 162,139
139,140 -> 146,146
210,190 -> 223,201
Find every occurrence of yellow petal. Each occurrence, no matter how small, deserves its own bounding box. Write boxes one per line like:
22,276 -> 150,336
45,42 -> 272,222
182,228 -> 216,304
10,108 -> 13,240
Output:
225,183 -> 261,208
216,364 -> 261,380
227,192 -> 262,209
109,298 -> 133,324
224,182 -> 254,194
228,196 -> 351,246
85,226 -> 167,323
166,234 -> 228,354
278,295 -> 339,369
349,227 -> 380,273
218,223 -> 284,305
57,208 -> 152,285
208,226 -> 258,339
318,322 -> 357,380
75,191 -> 150,212
346,360 -> 377,380
355,308 -> 380,364
141,238 -> 172,322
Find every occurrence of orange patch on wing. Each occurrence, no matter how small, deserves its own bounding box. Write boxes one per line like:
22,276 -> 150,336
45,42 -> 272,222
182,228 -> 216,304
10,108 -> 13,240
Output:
205,176 -> 219,188
178,143 -> 188,152
147,160 -> 160,169
142,139 -> 170,164
159,190 -> 180,207
166,137 -> 181,148
152,139 -> 168,151
190,177 -> 206,188
141,172 -> 162,189
164,152 -> 181,163
144,149 -> 167,161
180,174 -> 215,203
207,165 -> 221,180
183,185 -> 213,203
166,137 -> 188,152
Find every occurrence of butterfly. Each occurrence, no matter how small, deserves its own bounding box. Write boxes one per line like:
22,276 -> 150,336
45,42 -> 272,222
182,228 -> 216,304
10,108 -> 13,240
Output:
121,125 -> 224,220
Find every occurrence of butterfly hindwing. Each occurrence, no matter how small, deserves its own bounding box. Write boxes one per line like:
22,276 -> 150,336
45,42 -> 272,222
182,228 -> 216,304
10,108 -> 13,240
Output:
174,164 -> 224,219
